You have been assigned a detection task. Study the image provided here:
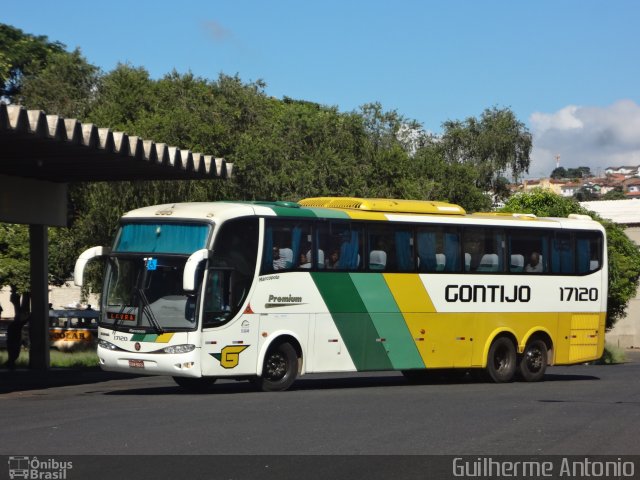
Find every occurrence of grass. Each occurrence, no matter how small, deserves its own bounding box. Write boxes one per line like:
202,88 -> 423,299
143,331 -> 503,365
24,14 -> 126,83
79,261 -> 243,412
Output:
0,348 -> 100,368
597,343 -> 627,365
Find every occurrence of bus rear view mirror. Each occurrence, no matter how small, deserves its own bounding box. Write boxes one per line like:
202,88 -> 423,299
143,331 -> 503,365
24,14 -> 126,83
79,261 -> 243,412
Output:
74,246 -> 111,287
183,248 -> 211,292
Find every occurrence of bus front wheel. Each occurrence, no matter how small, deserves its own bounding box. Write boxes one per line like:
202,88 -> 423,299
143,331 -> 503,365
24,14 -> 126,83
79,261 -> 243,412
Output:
486,337 -> 516,383
518,339 -> 548,382
254,342 -> 298,392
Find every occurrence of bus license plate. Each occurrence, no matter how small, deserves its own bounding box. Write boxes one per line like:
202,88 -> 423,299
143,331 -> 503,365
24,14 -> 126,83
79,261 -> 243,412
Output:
129,359 -> 144,368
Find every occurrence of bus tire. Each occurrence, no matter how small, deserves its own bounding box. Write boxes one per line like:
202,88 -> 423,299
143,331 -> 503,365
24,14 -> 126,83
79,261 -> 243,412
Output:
255,342 -> 298,392
518,339 -> 548,382
173,376 -> 217,392
486,336 -> 516,383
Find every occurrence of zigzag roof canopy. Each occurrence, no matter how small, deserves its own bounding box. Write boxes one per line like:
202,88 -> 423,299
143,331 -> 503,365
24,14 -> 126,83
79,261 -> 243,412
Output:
0,104 -> 232,182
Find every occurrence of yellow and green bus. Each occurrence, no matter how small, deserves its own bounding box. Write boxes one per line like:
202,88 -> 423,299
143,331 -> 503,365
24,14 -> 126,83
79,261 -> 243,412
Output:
75,197 -> 607,391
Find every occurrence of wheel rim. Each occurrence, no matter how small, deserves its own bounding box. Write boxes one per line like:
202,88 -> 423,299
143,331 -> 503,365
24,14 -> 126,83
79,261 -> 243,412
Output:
524,346 -> 544,372
494,345 -> 512,373
264,352 -> 288,381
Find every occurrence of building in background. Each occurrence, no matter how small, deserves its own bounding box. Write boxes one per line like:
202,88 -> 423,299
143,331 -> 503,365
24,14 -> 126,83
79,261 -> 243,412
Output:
581,199 -> 640,348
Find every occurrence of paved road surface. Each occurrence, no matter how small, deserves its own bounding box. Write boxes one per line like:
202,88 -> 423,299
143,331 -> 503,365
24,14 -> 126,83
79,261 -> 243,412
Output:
1,355 -> 639,456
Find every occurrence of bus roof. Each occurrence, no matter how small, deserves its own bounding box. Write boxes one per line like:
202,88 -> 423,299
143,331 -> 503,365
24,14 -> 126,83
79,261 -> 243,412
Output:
120,198 -> 603,231
298,197 -> 466,215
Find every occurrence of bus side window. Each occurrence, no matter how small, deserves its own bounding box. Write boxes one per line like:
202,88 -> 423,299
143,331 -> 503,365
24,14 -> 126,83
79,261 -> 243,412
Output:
368,225 -> 396,271
577,231 -> 602,274
508,229 -> 549,274
551,233 -> 574,274
261,220 -> 312,273
328,223 -> 362,271
417,226 -> 460,272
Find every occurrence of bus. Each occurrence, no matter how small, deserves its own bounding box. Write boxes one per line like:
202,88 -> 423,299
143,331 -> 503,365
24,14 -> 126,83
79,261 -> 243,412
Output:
74,197 -> 607,391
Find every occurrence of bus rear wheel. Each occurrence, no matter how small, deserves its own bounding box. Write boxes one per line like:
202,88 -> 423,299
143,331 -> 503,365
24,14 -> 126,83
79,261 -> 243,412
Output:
173,376 -> 217,392
254,342 -> 298,392
486,337 -> 516,383
518,339 -> 548,382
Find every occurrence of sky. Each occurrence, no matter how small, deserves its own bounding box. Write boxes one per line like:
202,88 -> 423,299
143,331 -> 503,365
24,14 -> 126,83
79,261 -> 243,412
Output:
4,0 -> 640,178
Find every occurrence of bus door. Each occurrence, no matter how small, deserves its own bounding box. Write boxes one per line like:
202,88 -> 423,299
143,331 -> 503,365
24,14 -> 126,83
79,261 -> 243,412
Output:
199,268 -> 259,377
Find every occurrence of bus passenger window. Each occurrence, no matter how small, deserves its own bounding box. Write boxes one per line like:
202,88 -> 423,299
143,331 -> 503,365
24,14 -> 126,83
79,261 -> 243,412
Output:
261,220 -> 312,273
464,228 -> 505,273
368,225 -> 393,271
328,223 -> 362,271
509,229 -> 549,274
510,254 -> 524,272
417,226 -> 460,272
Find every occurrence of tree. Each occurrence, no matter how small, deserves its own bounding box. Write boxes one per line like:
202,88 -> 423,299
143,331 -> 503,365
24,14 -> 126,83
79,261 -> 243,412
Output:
0,224 -> 71,367
502,189 -> 640,329
550,167 -> 567,179
20,48 -> 100,118
601,188 -> 626,200
0,23 -> 65,101
439,107 -> 532,189
411,146 -> 493,212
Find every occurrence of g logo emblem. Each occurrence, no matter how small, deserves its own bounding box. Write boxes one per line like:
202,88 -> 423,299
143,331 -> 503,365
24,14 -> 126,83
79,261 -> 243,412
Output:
211,345 -> 249,369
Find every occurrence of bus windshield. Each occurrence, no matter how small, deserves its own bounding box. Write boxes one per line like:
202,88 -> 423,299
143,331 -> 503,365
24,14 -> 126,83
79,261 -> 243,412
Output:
101,255 -> 198,332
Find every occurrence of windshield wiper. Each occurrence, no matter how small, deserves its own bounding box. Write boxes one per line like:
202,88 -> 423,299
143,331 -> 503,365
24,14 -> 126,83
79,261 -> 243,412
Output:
137,288 -> 164,334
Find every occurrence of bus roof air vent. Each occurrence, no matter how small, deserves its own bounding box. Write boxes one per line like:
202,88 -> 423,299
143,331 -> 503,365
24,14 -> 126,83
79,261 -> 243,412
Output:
298,197 -> 466,215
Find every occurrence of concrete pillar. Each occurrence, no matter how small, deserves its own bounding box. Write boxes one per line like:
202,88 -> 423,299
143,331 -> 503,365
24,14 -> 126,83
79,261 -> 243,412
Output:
29,224 -> 50,370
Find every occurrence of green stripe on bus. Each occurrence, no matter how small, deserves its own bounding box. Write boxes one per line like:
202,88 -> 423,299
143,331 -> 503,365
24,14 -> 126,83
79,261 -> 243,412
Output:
350,273 -> 425,370
310,272 -> 393,371
130,333 -> 157,342
305,207 -> 350,219
269,206 -> 319,218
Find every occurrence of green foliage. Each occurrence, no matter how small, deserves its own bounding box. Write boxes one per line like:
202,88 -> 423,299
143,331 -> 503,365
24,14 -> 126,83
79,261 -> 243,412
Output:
603,220 -> 640,325
87,63 -> 154,129
502,189 -> 640,329
0,224 -> 30,293
439,107 -> 532,188
0,224 -> 72,295
550,166 -> 592,179
20,49 -> 100,118
502,188 -> 583,217
601,188 -> 626,200
598,344 -> 626,365
0,349 -> 99,368
550,167 -> 567,179
0,23 -> 65,100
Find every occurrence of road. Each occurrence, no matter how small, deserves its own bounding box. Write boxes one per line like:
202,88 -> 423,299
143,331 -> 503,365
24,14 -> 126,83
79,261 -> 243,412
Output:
1,357 -> 639,457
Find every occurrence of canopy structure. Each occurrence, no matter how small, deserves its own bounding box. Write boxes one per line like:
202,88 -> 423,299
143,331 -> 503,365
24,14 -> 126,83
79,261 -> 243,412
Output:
0,103 -> 232,369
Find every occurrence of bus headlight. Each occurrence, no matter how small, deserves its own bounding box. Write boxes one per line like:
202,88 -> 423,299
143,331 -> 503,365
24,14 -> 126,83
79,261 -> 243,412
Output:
162,344 -> 196,354
98,339 -> 121,351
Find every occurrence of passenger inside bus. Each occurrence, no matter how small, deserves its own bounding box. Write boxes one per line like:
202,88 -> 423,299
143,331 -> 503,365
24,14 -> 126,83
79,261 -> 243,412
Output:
326,250 -> 339,269
273,246 -> 292,270
525,252 -> 543,273
300,252 -> 311,268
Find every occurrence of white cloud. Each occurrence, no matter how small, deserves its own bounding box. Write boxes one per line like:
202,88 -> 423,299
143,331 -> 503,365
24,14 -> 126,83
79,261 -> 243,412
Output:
530,105 -> 583,133
528,100 -> 640,178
